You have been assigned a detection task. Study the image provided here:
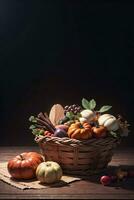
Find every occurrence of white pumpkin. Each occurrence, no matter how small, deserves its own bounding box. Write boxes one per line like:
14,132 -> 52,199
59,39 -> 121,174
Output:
98,114 -> 119,131
36,161 -> 63,184
80,109 -> 95,122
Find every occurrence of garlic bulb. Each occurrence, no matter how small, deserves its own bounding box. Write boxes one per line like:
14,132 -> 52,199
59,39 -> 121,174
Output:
80,109 -> 95,122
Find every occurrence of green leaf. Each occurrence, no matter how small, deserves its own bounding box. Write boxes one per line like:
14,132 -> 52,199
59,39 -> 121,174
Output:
110,131 -> 117,138
76,113 -> 82,118
29,116 -> 37,123
74,112 -> 82,120
39,130 -> 44,135
29,116 -> 34,121
29,125 -> 36,130
99,105 -> 112,113
32,129 -> 40,136
82,98 -> 90,109
89,99 -> 96,110
66,111 -> 74,120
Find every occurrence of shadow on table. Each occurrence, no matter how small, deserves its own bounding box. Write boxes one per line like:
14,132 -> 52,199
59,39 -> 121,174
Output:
10,165 -> 134,189
79,165 -> 134,191
10,177 -> 72,188
39,180 -> 72,188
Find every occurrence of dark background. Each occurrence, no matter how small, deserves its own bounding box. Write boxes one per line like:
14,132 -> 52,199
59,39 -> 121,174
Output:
1,1 -> 134,146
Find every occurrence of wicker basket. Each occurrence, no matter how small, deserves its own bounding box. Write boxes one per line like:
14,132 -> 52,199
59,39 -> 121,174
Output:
35,136 -> 120,176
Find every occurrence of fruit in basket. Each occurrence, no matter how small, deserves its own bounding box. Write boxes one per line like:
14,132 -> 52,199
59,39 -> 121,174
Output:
29,112 -> 69,138
64,104 -> 82,115
54,128 -> 68,138
7,152 -> 44,179
29,98 -> 129,141
55,124 -> 69,131
92,125 -> 107,138
98,114 -> 119,131
36,161 -> 63,184
44,130 -> 54,136
68,121 -> 92,139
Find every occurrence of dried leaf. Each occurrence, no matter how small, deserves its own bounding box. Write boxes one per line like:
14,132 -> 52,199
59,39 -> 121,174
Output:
49,104 -> 65,126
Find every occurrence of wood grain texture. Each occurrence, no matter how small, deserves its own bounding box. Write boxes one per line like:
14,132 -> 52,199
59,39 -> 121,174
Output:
0,146 -> 134,199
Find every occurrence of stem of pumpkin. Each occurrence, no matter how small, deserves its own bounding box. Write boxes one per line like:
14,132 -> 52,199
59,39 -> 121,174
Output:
19,154 -> 24,160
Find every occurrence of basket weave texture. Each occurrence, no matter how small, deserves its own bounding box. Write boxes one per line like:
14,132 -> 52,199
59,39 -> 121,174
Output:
35,136 -> 120,176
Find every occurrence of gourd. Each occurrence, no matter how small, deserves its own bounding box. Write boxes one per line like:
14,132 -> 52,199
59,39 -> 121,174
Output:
7,152 -> 44,179
92,126 -> 107,138
36,161 -> 63,184
67,122 -> 92,140
98,114 -> 119,131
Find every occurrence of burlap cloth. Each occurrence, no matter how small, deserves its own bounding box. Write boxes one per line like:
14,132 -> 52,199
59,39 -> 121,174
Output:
0,162 -> 81,190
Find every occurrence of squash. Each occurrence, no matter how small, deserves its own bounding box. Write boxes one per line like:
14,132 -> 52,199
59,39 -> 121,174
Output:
36,161 -> 63,184
92,125 -> 107,138
98,114 -> 119,131
67,122 -> 92,140
7,152 -> 44,179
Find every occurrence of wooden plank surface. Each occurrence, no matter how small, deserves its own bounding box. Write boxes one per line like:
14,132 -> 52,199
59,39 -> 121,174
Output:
0,146 -> 134,199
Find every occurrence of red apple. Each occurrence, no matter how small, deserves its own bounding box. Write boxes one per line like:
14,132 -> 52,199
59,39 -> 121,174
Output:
100,175 -> 112,186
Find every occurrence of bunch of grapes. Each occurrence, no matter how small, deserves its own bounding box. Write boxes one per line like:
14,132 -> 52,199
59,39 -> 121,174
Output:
64,104 -> 82,115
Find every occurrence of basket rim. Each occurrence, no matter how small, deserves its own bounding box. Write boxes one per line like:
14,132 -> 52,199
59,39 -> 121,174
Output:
35,135 -> 121,146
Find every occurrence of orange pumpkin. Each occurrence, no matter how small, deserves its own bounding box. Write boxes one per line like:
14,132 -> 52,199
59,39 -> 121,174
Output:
67,122 -> 92,140
92,126 -> 107,138
7,152 -> 44,179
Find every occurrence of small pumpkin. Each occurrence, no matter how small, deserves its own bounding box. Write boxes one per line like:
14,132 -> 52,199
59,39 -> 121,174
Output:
67,122 -> 92,140
7,152 -> 44,179
98,114 -> 119,131
92,125 -> 107,138
36,161 -> 63,184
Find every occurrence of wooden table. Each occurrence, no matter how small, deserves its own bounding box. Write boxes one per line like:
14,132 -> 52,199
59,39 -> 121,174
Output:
0,146 -> 134,199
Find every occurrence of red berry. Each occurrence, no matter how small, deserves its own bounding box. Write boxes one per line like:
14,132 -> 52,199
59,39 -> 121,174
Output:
100,176 -> 112,186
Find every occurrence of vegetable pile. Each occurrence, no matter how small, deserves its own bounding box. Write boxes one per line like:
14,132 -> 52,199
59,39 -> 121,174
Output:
29,98 -> 130,140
